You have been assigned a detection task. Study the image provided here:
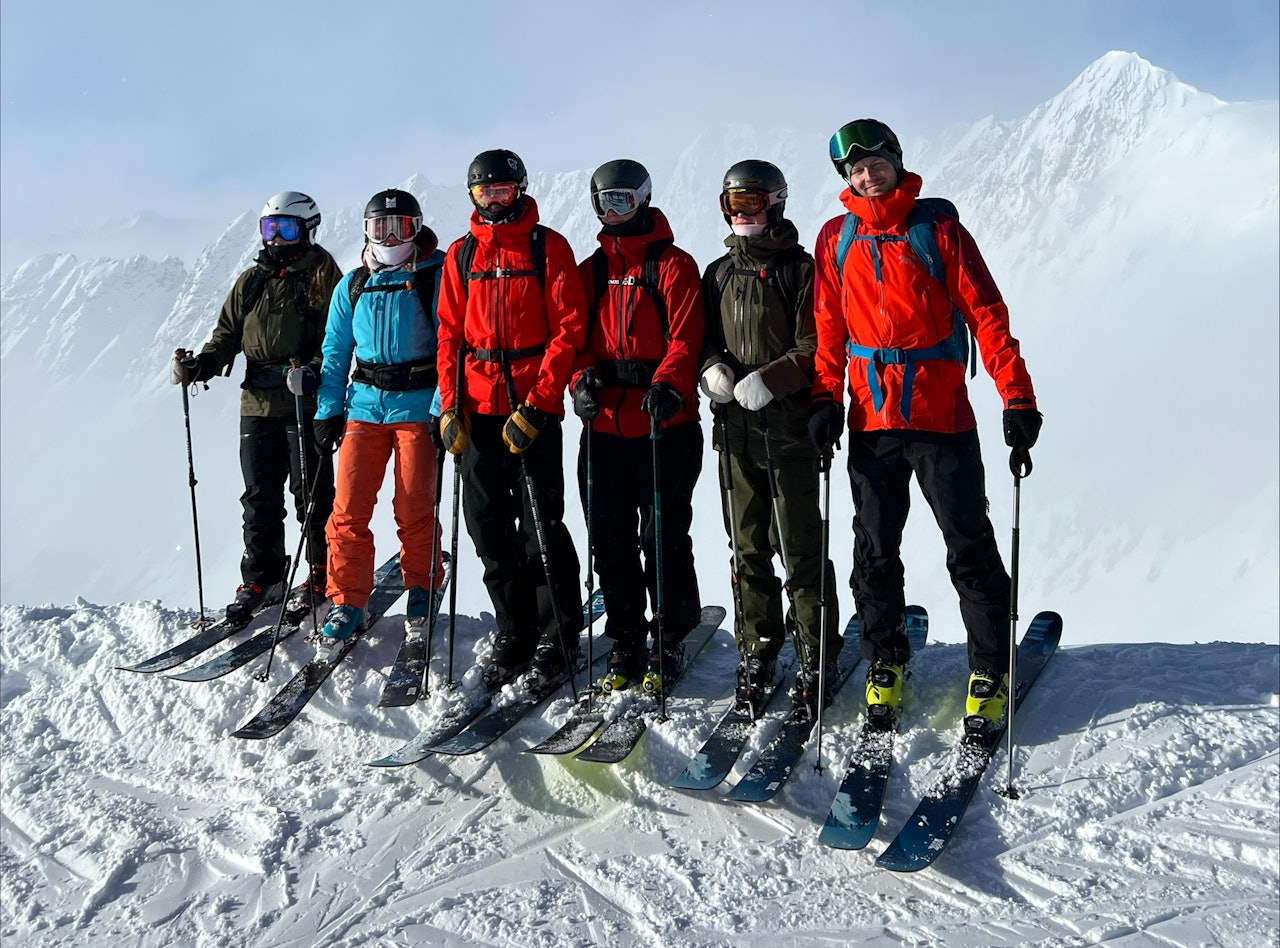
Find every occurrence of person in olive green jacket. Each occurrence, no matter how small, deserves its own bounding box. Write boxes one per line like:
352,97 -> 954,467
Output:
700,160 -> 842,720
171,191 -> 343,623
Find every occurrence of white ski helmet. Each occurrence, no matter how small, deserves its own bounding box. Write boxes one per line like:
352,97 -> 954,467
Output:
260,191 -> 321,234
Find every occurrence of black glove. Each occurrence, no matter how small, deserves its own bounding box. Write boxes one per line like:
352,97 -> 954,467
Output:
807,396 -> 845,456
313,415 -> 346,450
1002,406 -> 1043,449
572,372 -> 601,421
286,365 -> 320,397
428,414 -> 445,454
641,382 -> 682,424
502,403 -> 551,454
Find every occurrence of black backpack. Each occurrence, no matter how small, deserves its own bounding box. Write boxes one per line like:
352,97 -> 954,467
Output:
587,239 -> 673,340
712,247 -> 805,319
345,263 -> 442,315
456,226 -> 547,298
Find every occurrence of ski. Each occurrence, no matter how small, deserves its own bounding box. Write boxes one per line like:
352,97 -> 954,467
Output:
366,590 -> 605,767
426,591 -> 612,757
573,606 -> 728,765
116,581 -> 288,674
874,611 -> 1063,872
377,552 -> 454,707
815,606 -> 932,847
230,556 -> 405,740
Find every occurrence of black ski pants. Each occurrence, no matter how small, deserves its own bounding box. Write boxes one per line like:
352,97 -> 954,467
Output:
846,428 -> 1010,674
238,413 -> 333,586
460,413 -> 583,658
576,421 -> 703,650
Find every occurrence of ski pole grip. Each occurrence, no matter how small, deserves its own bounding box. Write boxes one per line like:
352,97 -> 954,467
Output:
1009,445 -> 1033,478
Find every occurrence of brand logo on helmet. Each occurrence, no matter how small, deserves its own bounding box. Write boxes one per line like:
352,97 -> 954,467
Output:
384,197 -> 397,208
506,158 -> 519,171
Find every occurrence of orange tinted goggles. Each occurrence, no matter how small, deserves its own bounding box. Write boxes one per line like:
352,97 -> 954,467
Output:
470,183 -> 521,207
719,189 -> 770,216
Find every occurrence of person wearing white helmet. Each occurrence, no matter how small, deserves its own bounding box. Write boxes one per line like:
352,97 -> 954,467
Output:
171,191 -> 343,625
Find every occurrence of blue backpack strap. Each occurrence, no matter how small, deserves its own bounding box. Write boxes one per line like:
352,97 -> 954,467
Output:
834,213 -> 860,275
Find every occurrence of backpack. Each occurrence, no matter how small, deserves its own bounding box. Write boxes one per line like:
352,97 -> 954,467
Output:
588,239 -> 673,340
834,197 -> 978,424
712,247 -> 804,320
456,225 -> 547,298
239,265 -> 326,357
346,262 -> 441,316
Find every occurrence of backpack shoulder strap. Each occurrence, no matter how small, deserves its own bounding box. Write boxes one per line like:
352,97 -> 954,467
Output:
713,257 -> 734,300
347,266 -> 372,309
413,263 -> 442,318
588,247 -> 608,330
530,224 -> 547,289
641,239 -> 673,340
834,213 -> 861,278
240,266 -> 272,314
457,235 -> 479,298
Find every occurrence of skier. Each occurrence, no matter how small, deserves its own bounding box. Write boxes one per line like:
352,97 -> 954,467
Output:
570,158 -> 705,694
171,191 -> 341,623
309,188 -> 446,644
434,149 -> 588,690
700,160 -> 842,719
808,118 -> 1042,728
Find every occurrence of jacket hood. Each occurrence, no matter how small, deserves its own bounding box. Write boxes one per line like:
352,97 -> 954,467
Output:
594,206 -> 675,256
467,196 -> 542,247
839,171 -> 923,230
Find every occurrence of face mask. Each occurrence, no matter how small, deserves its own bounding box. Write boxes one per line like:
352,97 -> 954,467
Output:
369,241 -> 415,267
730,222 -> 767,237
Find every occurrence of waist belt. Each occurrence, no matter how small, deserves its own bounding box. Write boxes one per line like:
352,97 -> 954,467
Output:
351,355 -> 438,392
846,337 -> 958,424
596,359 -> 659,389
242,360 -> 290,390
469,344 -> 545,363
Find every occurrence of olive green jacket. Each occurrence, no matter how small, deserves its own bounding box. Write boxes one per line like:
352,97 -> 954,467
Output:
200,244 -> 343,417
700,219 -> 818,456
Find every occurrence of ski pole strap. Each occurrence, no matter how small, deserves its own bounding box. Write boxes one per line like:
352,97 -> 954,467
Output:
845,339 -> 954,424
352,355 -> 438,391
1009,444 -> 1033,477
596,358 -> 660,389
469,344 -> 546,363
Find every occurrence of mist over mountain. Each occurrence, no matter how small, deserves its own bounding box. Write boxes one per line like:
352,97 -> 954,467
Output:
2,52 -> 1276,648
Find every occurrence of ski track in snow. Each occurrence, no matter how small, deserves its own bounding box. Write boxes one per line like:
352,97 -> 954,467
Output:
1,600 -> 1277,948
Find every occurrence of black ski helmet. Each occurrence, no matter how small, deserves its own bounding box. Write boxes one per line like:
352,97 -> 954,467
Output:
828,118 -> 903,179
363,188 -> 422,221
589,159 -> 652,210
721,159 -> 788,225
467,149 -> 529,190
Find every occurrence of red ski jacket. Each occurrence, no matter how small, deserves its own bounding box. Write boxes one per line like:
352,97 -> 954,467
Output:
573,208 -> 704,438
436,198 -> 587,417
812,172 -> 1036,434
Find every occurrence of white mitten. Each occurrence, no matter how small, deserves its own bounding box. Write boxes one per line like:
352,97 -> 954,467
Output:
699,364 -> 737,404
734,371 -> 774,411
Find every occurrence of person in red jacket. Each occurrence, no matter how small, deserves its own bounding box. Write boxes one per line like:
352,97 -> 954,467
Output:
435,149 -> 589,691
808,118 -> 1043,730
569,159 -> 705,694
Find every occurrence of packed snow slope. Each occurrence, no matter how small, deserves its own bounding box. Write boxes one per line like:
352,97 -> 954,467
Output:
1,598 -> 1277,947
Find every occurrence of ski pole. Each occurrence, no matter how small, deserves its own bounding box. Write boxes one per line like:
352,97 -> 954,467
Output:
499,354 -> 577,698
997,444 -> 1033,799
446,346 -> 466,687
718,421 -> 752,717
418,444 -> 447,699
582,367 -> 598,711
177,349 -> 211,629
650,409 -> 669,722
757,412 -> 803,666
813,444 -> 833,773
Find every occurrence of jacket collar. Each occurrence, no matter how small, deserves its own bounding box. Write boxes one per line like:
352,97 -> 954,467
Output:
838,171 -> 924,231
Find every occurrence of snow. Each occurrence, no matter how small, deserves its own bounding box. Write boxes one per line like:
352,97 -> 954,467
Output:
1,601 -> 1277,947
3,51 -> 1279,948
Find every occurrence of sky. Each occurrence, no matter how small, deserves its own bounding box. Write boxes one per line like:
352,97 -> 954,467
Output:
1,0 -> 1277,270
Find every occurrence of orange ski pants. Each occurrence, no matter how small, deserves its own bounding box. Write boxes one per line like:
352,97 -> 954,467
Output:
325,420 -> 442,608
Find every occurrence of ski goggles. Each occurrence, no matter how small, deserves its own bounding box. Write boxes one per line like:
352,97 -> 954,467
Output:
591,180 -> 652,218
828,120 -> 892,165
719,189 -> 772,217
260,216 -> 304,242
469,182 -> 522,207
364,214 -> 422,244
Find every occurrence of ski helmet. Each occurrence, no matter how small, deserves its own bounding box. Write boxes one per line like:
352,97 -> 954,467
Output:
720,160 -> 788,226
259,191 -> 321,236
362,188 -> 423,247
589,159 -> 652,220
467,149 -> 528,222
827,119 -> 903,179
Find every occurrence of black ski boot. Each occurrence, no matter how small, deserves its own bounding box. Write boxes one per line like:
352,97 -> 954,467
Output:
735,655 -> 776,718
521,638 -> 579,692
225,581 -> 276,627
791,662 -> 837,722
479,631 -> 532,690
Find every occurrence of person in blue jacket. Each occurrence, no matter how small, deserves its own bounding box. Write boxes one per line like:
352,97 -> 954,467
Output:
304,188 -> 445,644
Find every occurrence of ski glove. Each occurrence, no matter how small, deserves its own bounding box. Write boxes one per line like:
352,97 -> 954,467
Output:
571,372 -> 601,421
807,396 -> 845,457
699,364 -> 736,404
641,382 -> 682,424
439,408 -> 470,456
313,415 -> 346,450
734,371 -> 774,411
286,365 -> 320,397
1002,405 -> 1043,449
502,403 -> 550,454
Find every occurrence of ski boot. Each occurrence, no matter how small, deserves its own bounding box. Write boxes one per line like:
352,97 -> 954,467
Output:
791,661 -> 837,722
641,641 -> 686,696
734,655 -> 776,719
599,640 -> 646,693
865,660 -> 905,730
316,603 -> 364,651
225,580 -> 276,628
520,640 -> 578,693
285,565 -> 327,617
478,631 -> 529,690
403,585 -> 434,638
963,668 -> 1009,740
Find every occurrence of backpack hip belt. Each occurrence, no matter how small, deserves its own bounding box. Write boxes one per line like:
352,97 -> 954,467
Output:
241,360 -> 291,390
596,359 -> 660,389
846,336 -> 962,424
469,344 -> 546,363
351,355 -> 438,392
